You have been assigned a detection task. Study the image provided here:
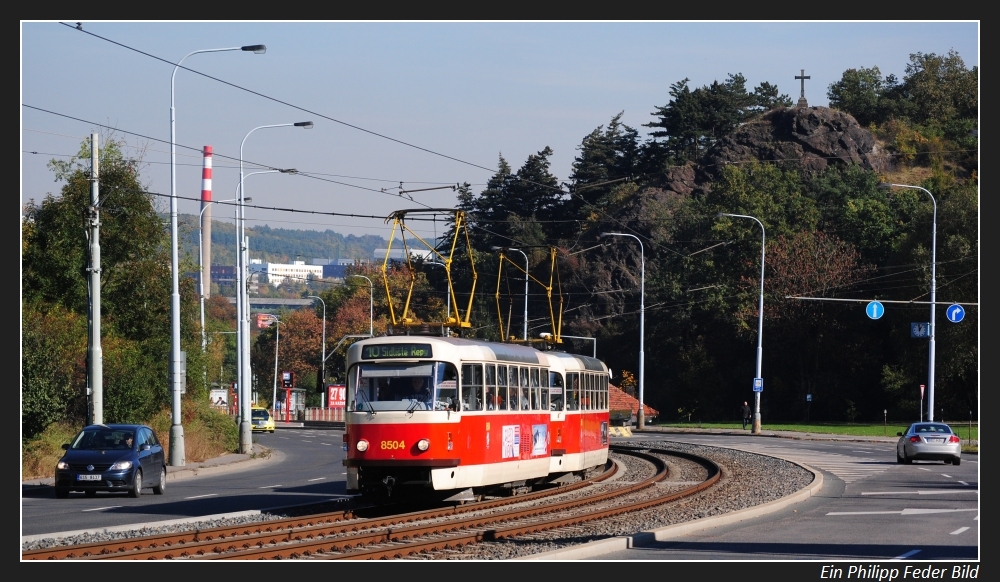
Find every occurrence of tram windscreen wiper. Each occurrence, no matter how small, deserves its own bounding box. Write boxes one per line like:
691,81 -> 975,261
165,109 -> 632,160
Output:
355,385 -> 376,415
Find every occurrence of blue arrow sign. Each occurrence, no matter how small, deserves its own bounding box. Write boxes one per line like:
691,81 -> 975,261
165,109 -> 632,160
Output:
866,301 -> 884,320
946,304 -> 966,323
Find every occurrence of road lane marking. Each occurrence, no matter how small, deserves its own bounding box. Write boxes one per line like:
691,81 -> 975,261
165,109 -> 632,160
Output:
308,477 -> 326,482
82,505 -> 122,512
184,493 -> 218,500
951,527 -> 970,535
259,484 -> 282,489
861,490 -> 978,495
892,549 -> 922,560
321,443 -> 332,446
828,508 -> 978,516
919,468 -> 931,471
959,481 -> 969,485
900,508 -> 978,515
941,474 -> 952,478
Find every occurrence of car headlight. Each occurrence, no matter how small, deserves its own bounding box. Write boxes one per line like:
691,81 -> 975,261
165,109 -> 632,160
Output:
356,439 -> 369,452
110,460 -> 133,471
57,460 -> 69,470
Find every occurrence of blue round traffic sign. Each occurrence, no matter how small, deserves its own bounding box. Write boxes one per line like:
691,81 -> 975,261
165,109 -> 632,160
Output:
866,301 -> 884,320
946,304 -> 966,323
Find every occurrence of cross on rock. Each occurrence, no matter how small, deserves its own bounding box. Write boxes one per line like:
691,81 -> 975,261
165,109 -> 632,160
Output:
795,69 -> 811,108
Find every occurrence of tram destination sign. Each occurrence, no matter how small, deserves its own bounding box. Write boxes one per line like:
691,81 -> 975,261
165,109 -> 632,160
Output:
361,343 -> 433,359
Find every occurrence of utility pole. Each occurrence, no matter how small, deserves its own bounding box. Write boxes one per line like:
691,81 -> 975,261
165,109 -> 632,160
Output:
87,133 -> 103,425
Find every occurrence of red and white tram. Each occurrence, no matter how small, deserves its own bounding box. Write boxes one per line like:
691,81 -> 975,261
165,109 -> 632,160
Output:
343,335 -> 610,500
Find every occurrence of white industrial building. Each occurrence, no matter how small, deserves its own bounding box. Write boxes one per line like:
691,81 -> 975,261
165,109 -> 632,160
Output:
248,260 -> 324,287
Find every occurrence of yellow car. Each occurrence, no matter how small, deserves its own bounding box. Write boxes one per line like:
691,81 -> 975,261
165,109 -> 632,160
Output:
251,406 -> 275,433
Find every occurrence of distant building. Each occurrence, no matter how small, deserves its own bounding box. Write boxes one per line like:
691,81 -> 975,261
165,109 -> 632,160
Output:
248,260 -> 323,287
375,248 -> 434,262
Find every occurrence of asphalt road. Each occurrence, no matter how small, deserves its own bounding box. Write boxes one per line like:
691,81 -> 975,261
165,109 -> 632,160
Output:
22,426 -> 979,563
586,432 -> 979,561
21,427 -> 348,539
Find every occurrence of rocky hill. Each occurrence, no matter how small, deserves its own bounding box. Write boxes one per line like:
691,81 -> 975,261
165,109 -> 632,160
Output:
658,105 -> 890,197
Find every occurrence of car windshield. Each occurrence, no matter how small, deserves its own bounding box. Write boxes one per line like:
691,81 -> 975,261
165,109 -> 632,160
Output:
70,428 -> 136,450
913,423 -> 952,434
252,409 -> 270,420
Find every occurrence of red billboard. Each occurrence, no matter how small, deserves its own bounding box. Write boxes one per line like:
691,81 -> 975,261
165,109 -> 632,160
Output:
328,384 -> 347,409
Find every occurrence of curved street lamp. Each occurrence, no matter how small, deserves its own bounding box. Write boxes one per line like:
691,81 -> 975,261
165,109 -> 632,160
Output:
717,213 -> 765,434
347,275 -> 374,337
599,233 -> 645,430
308,295 -> 327,406
879,183 -> 938,421
168,43 -> 265,467
236,122 -> 312,454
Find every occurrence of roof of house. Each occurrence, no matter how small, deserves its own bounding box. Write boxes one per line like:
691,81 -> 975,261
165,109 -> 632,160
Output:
609,384 -> 659,417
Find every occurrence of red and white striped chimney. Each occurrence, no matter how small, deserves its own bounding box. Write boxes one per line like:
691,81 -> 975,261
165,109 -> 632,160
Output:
200,146 -> 213,298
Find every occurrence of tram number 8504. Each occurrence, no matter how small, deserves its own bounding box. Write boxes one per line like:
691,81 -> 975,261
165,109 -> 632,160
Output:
381,440 -> 406,450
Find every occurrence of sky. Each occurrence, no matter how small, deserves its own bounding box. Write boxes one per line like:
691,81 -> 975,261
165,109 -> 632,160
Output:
21,21 -> 979,243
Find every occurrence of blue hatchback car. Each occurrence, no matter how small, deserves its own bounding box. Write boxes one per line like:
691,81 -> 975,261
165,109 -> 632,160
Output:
54,424 -> 166,498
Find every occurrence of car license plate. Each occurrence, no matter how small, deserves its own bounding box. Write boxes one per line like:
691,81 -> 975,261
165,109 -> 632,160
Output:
78,474 -> 102,481
927,438 -> 944,443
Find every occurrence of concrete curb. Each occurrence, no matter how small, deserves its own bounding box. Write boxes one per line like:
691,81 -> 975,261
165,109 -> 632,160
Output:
520,460 -> 824,560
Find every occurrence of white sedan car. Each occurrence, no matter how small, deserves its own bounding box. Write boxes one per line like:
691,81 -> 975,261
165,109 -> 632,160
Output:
896,422 -> 962,465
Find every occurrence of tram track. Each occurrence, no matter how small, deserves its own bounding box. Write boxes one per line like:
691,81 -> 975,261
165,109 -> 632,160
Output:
24,445 -> 720,560
23,447 -> 620,560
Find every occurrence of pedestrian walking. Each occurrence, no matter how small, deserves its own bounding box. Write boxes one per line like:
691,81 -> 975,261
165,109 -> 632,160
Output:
741,401 -> 752,430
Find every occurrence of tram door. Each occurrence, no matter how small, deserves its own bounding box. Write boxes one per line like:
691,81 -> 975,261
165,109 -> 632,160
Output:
549,371 -> 565,453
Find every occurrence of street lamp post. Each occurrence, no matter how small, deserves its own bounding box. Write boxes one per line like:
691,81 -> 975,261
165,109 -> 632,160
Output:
347,275 -> 374,337
717,213 -> 766,434
198,197 -> 243,356
554,334 -> 596,358
268,317 -> 282,421
492,247 -> 529,341
169,43 -> 265,467
879,183 -> 938,421
308,295 -> 326,407
599,233 -> 645,430
237,122 -> 313,454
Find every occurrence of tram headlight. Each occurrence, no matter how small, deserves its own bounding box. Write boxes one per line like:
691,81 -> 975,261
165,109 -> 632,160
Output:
416,439 -> 430,451
356,439 -> 369,452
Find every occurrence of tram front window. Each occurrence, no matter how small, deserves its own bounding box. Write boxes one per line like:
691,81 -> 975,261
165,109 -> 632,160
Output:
350,362 -> 458,411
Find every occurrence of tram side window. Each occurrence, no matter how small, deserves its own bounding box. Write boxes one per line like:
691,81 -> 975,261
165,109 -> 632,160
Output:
461,364 -> 484,411
540,367 -> 549,412
566,373 -> 579,411
485,364 -> 498,410
602,375 -> 608,410
529,368 -> 539,410
520,367 -> 531,410
497,365 -> 509,410
584,373 -> 593,410
549,371 -> 564,411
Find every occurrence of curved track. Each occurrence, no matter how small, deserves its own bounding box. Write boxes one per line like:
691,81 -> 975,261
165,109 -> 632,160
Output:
23,445 -> 719,560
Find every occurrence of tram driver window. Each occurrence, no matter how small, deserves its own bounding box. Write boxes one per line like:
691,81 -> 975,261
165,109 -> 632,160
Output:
434,363 -> 459,411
